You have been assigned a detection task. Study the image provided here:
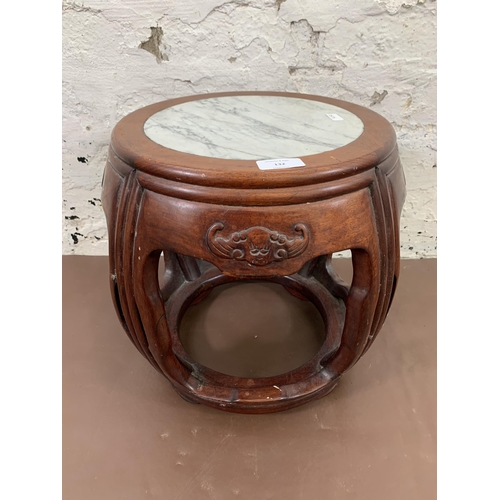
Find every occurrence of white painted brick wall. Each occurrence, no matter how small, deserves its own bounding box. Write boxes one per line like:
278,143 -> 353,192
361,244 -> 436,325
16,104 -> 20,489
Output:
62,0 -> 436,257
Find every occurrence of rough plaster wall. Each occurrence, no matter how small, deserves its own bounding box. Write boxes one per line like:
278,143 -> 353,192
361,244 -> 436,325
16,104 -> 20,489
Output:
62,0 -> 436,257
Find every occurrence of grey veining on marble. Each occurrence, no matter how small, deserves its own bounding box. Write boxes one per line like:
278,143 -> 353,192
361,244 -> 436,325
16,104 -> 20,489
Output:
143,96 -> 365,161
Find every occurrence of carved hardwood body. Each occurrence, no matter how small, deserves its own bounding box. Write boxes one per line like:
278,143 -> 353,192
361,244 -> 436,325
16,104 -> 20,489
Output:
101,91 -> 406,414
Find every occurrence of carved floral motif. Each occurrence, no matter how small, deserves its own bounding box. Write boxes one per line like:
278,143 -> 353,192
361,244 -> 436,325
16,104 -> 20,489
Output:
207,222 -> 310,266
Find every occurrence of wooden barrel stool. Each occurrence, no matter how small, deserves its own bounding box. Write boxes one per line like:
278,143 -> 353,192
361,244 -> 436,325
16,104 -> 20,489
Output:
101,91 -> 406,414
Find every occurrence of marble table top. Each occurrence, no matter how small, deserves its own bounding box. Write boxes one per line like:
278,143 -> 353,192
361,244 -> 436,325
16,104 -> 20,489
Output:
143,95 -> 364,161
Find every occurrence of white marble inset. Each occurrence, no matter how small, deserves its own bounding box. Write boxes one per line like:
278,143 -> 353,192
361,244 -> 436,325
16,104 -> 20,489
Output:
143,96 -> 364,160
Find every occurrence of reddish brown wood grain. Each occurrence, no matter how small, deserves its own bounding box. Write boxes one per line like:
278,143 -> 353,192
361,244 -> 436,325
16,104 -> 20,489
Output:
102,91 -> 406,413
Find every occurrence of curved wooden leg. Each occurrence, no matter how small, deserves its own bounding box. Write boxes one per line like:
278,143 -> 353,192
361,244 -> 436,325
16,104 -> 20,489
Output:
322,168 -> 400,375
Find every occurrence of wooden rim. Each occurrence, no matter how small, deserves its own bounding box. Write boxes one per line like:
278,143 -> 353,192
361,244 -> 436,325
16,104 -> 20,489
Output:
111,91 -> 396,189
160,270 -> 345,412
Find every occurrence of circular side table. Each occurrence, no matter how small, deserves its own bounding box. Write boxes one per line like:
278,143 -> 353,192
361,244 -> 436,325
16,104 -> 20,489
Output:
101,91 -> 406,414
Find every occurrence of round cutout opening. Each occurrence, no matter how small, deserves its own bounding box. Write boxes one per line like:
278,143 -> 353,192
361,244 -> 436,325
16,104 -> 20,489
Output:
179,282 -> 326,378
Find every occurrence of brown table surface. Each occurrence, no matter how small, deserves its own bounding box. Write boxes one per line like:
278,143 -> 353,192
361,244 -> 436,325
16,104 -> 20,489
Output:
63,256 -> 436,500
